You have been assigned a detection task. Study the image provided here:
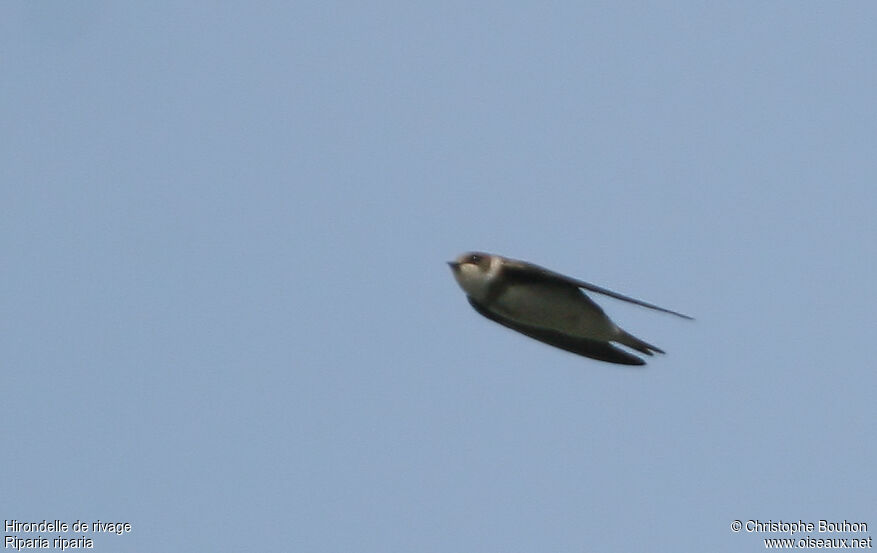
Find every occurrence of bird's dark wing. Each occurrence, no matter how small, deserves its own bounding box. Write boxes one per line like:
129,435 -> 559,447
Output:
468,298 -> 646,366
502,258 -> 693,320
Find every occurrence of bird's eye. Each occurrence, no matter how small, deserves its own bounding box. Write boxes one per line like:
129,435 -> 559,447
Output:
468,254 -> 481,264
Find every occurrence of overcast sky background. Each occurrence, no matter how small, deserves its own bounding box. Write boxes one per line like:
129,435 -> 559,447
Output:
3,3 -> 875,552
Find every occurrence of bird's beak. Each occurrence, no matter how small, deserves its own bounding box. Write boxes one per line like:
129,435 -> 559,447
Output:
447,261 -> 460,270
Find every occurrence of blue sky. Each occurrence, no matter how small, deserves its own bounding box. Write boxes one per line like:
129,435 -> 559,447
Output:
3,2 -> 875,551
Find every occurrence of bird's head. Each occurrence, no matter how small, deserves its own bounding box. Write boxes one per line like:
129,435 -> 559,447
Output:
448,252 -> 498,300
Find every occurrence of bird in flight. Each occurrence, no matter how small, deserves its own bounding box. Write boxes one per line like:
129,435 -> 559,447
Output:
448,252 -> 692,365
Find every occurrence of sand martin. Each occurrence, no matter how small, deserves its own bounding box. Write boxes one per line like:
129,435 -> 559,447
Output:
448,252 -> 692,365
